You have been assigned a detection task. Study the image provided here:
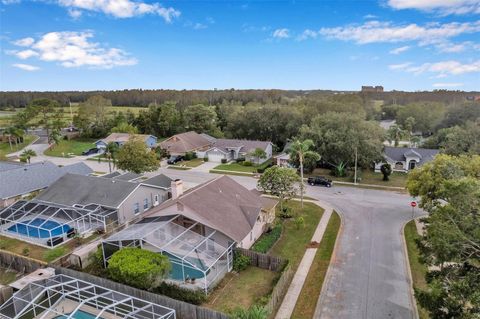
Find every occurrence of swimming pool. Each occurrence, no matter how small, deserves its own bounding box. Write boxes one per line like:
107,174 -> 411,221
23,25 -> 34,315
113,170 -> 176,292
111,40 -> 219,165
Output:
7,218 -> 72,238
165,252 -> 208,280
53,310 -> 102,319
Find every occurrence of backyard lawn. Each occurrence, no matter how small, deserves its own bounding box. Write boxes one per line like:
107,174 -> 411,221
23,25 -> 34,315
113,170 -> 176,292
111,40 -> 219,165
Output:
0,134 -> 37,158
404,221 -> 430,319
292,212 -> 341,319
308,168 -> 408,188
270,201 -> 324,270
44,138 -> 96,157
204,266 -> 277,314
0,267 -> 18,285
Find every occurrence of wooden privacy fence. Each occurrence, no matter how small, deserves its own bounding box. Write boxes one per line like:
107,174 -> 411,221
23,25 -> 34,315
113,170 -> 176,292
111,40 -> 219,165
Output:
235,248 -> 287,272
265,266 -> 294,318
56,268 -> 229,319
0,250 -> 46,273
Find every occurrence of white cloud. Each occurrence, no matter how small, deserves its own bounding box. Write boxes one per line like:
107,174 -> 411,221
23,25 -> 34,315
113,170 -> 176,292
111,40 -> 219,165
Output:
363,14 -> 378,19
13,37 -> 35,47
387,0 -> 480,15
272,28 -> 290,39
390,60 -> 480,76
68,8 -> 83,19
57,0 -> 180,21
11,31 -> 137,69
297,29 -> 318,41
10,49 -> 39,59
317,20 -> 480,44
389,45 -> 411,54
12,63 -> 39,71
434,41 -> 480,52
432,82 -> 464,87
193,23 -> 207,30
2,0 -> 21,4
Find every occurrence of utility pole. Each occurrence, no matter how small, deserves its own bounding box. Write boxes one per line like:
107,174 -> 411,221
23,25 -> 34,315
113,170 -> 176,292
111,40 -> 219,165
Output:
69,100 -> 73,127
354,146 -> 358,185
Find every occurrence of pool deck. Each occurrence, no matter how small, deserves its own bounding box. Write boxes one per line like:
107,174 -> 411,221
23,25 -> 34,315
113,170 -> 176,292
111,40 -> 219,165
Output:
38,299 -> 120,319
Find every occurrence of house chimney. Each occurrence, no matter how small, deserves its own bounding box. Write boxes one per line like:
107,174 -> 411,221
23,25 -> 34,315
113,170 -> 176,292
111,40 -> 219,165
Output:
171,179 -> 184,199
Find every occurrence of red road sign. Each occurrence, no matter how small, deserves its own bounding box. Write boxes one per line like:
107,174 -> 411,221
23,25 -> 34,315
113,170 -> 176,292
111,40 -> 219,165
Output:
410,201 -> 417,207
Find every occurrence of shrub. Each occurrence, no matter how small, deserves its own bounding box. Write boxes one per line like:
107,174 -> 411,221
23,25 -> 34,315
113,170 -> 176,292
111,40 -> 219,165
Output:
231,305 -> 269,319
252,223 -> 282,253
233,253 -> 250,272
279,206 -> 293,219
153,282 -> 207,305
19,156 -> 27,163
43,246 -> 67,262
204,156 -> 209,162
257,167 -> 265,173
22,247 -> 30,256
221,158 -> 228,164
294,216 -> 305,229
107,248 -> 171,290
243,161 -> 253,166
236,157 -> 246,163
184,151 -> 197,160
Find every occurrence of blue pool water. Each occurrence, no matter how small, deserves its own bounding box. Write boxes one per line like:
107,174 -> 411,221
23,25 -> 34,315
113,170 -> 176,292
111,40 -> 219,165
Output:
165,252 -> 208,280
7,218 -> 72,238
54,310 -> 102,319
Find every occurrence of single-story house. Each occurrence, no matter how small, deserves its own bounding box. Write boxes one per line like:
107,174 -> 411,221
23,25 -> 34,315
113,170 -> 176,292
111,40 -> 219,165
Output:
95,133 -> 157,150
36,173 -> 173,225
274,153 -> 291,167
199,138 -> 273,163
159,131 -> 212,155
375,146 -> 440,173
0,161 -> 93,208
102,175 -> 277,292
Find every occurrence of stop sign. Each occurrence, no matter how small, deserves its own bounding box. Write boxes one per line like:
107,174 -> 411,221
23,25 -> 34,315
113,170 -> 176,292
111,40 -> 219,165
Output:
410,201 -> 417,207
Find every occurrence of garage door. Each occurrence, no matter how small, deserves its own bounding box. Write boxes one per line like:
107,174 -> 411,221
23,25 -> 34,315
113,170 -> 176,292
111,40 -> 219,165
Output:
207,150 -> 226,162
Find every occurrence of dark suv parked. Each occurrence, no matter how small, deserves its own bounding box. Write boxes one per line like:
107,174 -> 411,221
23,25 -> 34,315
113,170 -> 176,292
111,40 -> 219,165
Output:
307,176 -> 333,187
167,155 -> 184,165
82,147 -> 99,156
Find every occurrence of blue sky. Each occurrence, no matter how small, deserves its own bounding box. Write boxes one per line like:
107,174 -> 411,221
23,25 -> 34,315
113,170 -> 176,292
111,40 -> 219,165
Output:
0,0 -> 479,91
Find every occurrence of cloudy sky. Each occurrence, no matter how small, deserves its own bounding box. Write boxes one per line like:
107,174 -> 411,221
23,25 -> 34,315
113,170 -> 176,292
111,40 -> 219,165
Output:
1,0 -> 479,91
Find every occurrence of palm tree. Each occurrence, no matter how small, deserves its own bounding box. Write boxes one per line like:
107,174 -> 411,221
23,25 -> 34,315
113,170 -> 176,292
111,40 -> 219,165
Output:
99,142 -> 119,173
289,139 -> 320,208
21,149 -> 37,164
3,127 -> 15,150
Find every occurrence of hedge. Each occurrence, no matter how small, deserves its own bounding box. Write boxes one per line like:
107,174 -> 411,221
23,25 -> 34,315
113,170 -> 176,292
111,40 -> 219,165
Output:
251,223 -> 282,253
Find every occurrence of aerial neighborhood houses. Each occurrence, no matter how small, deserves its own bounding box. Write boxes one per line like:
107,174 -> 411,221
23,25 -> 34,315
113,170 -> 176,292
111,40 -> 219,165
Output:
160,131 -> 273,163
375,146 -> 440,173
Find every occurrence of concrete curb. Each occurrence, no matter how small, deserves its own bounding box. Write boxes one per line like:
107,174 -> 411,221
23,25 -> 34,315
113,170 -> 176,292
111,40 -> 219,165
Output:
401,220 -> 420,319
313,208 -> 344,319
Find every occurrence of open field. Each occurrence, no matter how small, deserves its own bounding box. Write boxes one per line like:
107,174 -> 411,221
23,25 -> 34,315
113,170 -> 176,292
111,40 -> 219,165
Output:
0,134 -> 37,158
44,138 -> 96,157
404,221 -> 430,319
0,106 -> 148,128
292,211 -> 341,319
308,167 -> 408,188
204,266 -> 277,314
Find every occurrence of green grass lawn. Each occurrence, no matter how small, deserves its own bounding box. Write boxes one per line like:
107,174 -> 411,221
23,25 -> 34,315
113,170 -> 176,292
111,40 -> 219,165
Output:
213,159 -> 272,174
270,201 -> 324,270
0,134 -> 37,158
204,266 -> 277,314
44,138 -> 96,157
0,267 -> 18,285
172,158 -> 204,168
292,212 -> 341,319
308,168 -> 407,188
404,221 -> 430,319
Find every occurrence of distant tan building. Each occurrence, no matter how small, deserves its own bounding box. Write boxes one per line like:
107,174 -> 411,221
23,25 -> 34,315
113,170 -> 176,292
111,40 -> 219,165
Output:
361,85 -> 384,93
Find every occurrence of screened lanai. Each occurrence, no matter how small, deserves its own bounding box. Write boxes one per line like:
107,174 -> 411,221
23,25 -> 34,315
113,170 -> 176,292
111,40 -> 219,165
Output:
0,274 -> 176,319
0,200 -> 117,248
102,215 -> 234,293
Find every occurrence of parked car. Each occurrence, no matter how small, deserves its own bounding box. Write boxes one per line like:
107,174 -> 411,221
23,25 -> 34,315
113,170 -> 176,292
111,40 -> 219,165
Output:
307,176 -> 333,187
167,155 -> 184,165
82,147 -> 99,156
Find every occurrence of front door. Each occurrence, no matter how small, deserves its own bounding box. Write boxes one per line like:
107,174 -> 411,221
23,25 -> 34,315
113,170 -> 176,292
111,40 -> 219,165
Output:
409,160 -> 416,170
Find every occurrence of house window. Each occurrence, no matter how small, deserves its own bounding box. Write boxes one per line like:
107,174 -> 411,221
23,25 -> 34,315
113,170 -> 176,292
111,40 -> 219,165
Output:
133,203 -> 140,215
154,194 -> 159,203
143,198 -> 149,209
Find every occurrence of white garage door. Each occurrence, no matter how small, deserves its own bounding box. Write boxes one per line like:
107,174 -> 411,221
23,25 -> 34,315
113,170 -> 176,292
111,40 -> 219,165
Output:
207,150 -> 226,162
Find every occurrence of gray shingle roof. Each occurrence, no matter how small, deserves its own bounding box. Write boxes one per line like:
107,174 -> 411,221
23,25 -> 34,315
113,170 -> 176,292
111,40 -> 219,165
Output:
147,175 -> 277,242
141,174 -> 173,189
36,173 -> 139,208
384,146 -> 439,165
208,138 -> 271,154
0,162 -> 93,200
114,172 -> 142,181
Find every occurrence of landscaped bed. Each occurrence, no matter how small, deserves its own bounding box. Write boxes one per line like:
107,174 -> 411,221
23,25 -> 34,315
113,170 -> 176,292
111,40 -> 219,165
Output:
204,266 -> 278,314
44,138 -> 96,157
292,211 -> 341,318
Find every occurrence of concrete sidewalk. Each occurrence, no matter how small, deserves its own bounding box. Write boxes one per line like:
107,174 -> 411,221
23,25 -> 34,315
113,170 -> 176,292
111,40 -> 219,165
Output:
275,201 -> 334,319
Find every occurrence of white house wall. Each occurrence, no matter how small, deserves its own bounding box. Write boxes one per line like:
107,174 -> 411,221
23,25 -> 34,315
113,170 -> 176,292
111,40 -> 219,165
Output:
117,186 -> 169,225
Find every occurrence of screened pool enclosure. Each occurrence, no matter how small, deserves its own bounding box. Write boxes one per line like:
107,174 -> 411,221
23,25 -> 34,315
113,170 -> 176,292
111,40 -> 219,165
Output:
0,200 -> 117,248
0,274 -> 176,319
102,215 -> 234,293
